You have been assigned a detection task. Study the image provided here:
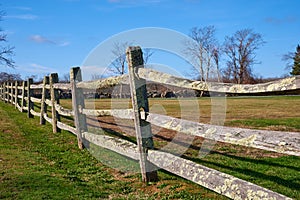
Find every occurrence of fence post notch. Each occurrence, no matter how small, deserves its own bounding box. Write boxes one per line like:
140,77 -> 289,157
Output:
70,67 -> 87,149
127,46 -> 158,183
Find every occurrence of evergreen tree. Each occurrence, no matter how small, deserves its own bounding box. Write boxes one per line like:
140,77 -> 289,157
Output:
291,45 -> 300,75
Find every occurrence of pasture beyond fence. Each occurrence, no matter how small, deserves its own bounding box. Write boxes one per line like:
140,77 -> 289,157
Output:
0,46 -> 299,199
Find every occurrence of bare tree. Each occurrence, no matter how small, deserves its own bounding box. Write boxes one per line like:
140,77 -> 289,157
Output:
109,42 -> 154,76
184,26 -> 221,82
212,46 -> 222,82
59,73 -> 70,83
108,42 -> 154,98
223,29 -> 265,84
282,51 -> 294,71
110,41 -> 130,76
282,44 -> 300,75
0,10 -> 15,68
143,48 -> 154,65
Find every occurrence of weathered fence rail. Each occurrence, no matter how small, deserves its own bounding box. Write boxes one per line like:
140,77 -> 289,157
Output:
0,46 -> 299,199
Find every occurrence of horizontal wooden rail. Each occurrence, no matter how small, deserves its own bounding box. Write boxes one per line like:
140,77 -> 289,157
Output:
146,113 -> 300,156
30,83 -> 70,90
76,74 -> 129,89
55,104 -> 74,117
44,99 -> 73,117
137,68 -> 300,93
53,83 -> 71,90
30,97 -> 42,104
30,109 -> 41,117
83,131 -> 139,160
45,99 -> 52,106
57,121 -> 77,135
43,113 -> 52,124
81,108 -> 133,119
16,103 -> 22,112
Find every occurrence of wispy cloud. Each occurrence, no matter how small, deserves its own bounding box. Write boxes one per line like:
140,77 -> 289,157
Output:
29,35 -> 71,47
265,16 -> 297,25
23,63 -> 58,74
30,35 -> 55,44
4,14 -> 38,20
12,6 -> 32,11
59,41 -> 71,47
107,0 -> 162,8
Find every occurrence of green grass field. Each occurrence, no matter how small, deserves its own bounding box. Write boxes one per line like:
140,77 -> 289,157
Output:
1,96 -> 300,199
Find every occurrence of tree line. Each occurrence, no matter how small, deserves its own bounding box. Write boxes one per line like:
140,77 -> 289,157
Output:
102,26 -> 299,84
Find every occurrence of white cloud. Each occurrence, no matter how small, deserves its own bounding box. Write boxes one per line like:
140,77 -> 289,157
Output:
5,14 -> 38,20
30,35 -> 55,44
29,35 -> 70,47
28,63 -> 57,73
107,0 -> 162,7
59,41 -> 71,47
12,6 -> 32,11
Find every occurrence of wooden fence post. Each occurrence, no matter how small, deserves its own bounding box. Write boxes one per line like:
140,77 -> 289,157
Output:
2,82 -> 5,101
1,83 -> 4,101
40,76 -> 49,125
127,46 -> 158,183
50,73 -> 61,133
0,83 -> 2,101
5,82 -> 8,103
14,81 -> 18,108
27,78 -> 34,118
7,82 -> 10,103
1,82 -> 4,101
9,82 -> 13,105
21,81 -> 26,112
70,67 -> 87,149
6,82 -> 9,103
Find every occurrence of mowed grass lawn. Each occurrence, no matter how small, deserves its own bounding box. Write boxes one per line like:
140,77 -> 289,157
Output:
1,96 -> 300,199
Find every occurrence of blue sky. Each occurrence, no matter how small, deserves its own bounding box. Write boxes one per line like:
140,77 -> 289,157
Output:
1,0 -> 299,81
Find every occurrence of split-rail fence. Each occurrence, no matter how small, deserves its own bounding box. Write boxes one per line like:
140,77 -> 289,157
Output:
0,46 -> 299,200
